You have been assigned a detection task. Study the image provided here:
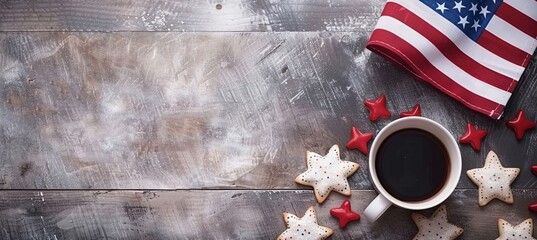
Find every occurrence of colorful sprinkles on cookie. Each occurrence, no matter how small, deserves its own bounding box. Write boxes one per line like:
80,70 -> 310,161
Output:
411,205 -> 463,240
295,145 -> 359,203
466,151 -> 520,206
277,206 -> 333,240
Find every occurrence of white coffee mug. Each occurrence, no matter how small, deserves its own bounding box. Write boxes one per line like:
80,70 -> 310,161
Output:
363,116 -> 461,222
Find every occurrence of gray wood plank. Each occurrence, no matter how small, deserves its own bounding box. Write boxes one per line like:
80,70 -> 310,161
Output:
0,190 -> 536,239
0,32 -> 536,189
0,0 -> 382,32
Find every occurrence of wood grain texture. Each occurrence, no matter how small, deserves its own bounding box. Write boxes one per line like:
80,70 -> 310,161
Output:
0,32 -> 536,189
0,0 -> 382,32
2,1 -> 536,239
0,190 -> 536,239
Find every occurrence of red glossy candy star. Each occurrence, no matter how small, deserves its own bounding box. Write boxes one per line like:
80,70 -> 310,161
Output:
364,95 -> 391,121
506,110 -> 535,140
529,202 -> 537,212
330,200 -> 360,228
364,95 -> 392,121
459,123 -> 488,151
400,104 -> 422,117
531,165 -> 537,177
346,127 -> 373,155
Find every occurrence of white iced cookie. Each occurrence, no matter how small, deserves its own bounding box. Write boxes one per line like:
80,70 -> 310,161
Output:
277,206 -> 333,240
412,205 -> 463,240
466,151 -> 520,206
295,145 -> 359,203
496,218 -> 535,240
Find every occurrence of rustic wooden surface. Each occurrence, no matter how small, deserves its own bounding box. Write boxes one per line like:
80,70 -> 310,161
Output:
0,0 -> 536,239
0,0 -> 382,32
0,32 -> 535,189
0,190 -> 536,239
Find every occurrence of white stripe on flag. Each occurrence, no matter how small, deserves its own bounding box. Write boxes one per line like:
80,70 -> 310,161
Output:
387,0 -> 525,80
375,16 -> 512,105
503,0 -> 537,21
488,16 -> 537,54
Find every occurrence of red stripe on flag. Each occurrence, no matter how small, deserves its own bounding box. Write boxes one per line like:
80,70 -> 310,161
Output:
379,2 -> 517,92
368,29 -> 503,118
477,30 -> 532,67
496,3 -> 537,38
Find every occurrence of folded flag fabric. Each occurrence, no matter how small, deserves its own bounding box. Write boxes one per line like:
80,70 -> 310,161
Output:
367,0 -> 537,119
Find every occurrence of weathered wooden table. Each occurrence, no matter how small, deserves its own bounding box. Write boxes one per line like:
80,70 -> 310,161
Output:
0,1 -> 536,239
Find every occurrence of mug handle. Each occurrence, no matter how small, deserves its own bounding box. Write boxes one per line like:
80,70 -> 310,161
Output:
363,194 -> 392,222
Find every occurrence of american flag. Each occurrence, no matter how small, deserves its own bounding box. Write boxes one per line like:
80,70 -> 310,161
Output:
367,0 -> 537,119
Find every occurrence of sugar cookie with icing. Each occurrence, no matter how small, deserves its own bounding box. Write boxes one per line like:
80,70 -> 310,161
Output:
466,151 -> 519,206
496,218 -> 535,240
295,145 -> 359,203
411,205 -> 463,240
277,206 -> 333,240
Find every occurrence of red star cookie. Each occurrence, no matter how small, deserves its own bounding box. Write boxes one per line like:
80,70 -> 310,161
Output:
346,127 -> 373,155
330,200 -> 360,228
459,123 -> 488,151
532,165 -> 537,177
400,104 -> 421,117
364,95 -> 391,121
506,110 -> 535,140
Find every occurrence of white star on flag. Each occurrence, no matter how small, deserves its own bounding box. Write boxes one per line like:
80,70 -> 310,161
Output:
480,6 -> 491,18
453,0 -> 466,12
471,20 -> 481,32
469,3 -> 478,14
457,15 -> 469,29
436,2 -> 448,14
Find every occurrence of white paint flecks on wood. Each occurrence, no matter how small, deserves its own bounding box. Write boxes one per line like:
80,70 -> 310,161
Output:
0,0 -> 383,32
0,190 -> 536,239
1,2 -> 536,239
0,32 -> 536,189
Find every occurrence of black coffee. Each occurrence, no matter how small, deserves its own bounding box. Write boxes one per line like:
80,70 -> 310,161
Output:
375,128 -> 449,202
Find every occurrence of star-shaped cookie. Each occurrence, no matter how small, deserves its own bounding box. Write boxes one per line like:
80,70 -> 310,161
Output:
277,206 -> 333,240
295,145 -> 359,203
466,151 -> 520,206
496,218 -> 535,240
411,205 -> 463,240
